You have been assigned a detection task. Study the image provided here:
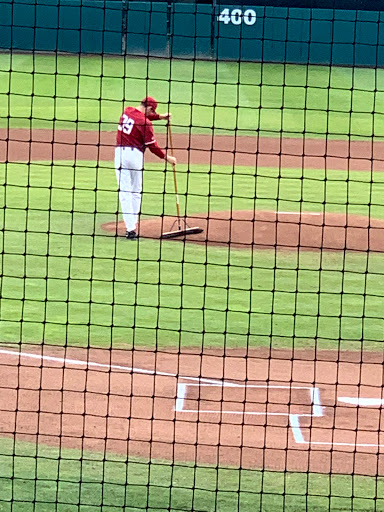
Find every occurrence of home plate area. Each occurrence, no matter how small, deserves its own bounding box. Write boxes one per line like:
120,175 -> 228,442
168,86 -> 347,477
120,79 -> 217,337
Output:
175,381 -> 384,453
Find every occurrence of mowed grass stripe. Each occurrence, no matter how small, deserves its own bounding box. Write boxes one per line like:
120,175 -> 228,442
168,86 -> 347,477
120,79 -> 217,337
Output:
0,161 -> 383,349
2,54 -> 384,137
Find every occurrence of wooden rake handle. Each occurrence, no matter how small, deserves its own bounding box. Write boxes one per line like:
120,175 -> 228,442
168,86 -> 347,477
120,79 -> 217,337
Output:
168,122 -> 181,227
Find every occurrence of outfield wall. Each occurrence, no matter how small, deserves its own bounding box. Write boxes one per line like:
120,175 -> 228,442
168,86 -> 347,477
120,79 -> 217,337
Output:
1,0 -> 384,66
0,0 -> 122,54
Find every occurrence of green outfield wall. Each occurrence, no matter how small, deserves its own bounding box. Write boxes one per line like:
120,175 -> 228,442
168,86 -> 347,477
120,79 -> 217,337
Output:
1,0 -> 384,66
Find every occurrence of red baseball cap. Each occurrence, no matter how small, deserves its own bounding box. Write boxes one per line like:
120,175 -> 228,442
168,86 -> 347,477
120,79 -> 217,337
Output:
142,96 -> 158,112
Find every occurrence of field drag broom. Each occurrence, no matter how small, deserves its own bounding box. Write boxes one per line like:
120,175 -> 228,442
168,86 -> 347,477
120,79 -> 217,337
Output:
161,122 -> 204,239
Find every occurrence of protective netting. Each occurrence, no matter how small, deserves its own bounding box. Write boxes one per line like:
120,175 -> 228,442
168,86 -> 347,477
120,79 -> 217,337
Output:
0,1 -> 383,510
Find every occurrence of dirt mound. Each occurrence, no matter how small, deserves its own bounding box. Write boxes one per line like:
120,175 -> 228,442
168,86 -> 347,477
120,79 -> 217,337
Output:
102,210 -> 384,252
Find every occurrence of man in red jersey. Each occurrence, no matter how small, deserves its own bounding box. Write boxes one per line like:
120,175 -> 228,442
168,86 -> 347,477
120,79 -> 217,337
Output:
115,97 -> 177,239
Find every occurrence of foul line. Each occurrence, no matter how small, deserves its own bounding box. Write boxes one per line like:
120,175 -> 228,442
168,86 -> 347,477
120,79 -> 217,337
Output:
0,348 -> 239,387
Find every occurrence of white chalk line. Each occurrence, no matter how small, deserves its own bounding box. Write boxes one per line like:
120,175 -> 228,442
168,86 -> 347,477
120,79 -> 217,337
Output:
4,348 -> 381,449
0,348 -> 238,387
289,414 -> 306,443
310,387 -> 324,417
185,383 -> 315,390
175,382 -> 322,418
338,397 -> 384,407
290,414 -> 384,449
178,405 -> 315,418
178,409 -> 314,417
178,383 -> 384,449
175,383 -> 187,412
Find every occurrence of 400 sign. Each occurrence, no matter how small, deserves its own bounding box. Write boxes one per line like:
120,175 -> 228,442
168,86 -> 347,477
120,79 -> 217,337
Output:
217,8 -> 257,26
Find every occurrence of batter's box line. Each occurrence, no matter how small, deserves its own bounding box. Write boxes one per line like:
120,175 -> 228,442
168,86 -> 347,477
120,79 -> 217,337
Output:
175,383 -> 324,418
289,414 -> 384,449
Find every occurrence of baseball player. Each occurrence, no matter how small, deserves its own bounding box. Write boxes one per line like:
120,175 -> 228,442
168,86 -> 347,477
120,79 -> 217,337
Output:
115,97 -> 177,240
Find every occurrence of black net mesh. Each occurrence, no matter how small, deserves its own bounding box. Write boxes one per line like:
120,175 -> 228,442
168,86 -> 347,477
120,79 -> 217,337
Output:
0,1 -> 383,510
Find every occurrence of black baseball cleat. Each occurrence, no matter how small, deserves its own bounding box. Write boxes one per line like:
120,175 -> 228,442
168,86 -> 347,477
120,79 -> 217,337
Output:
126,230 -> 138,240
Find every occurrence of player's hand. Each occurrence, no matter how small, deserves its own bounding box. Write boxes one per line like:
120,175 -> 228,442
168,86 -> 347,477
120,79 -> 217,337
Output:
160,112 -> 172,121
166,155 -> 177,166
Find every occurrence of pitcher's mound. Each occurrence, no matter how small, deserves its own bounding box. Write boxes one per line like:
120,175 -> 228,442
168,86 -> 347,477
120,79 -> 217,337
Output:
101,211 -> 384,252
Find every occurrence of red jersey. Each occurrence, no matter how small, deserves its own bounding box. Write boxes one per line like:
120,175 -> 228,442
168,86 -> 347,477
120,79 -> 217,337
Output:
116,106 -> 165,159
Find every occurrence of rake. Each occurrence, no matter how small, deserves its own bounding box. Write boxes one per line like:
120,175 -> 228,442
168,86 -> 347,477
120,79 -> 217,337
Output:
161,122 -> 204,239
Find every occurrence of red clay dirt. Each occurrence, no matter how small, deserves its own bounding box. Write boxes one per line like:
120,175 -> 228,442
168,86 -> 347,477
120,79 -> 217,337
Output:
103,210 -> 384,252
1,129 -> 383,476
0,345 -> 383,476
2,128 -> 384,171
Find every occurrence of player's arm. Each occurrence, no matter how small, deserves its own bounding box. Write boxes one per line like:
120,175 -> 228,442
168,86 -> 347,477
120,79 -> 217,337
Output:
144,122 -> 176,164
146,140 -> 177,166
146,112 -> 172,122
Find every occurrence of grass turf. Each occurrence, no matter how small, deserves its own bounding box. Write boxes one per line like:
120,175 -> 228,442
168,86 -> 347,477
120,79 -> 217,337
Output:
2,53 -> 384,512
0,438 -> 383,512
0,160 -> 383,351
2,54 -> 384,138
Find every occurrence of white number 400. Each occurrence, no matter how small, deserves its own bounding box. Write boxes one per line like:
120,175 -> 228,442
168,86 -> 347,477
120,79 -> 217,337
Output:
217,8 -> 256,26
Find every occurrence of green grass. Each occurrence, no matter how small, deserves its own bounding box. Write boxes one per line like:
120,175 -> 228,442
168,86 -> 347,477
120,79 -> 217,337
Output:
0,160 -> 384,351
2,53 -> 384,512
2,53 -> 384,138
0,438 -> 383,512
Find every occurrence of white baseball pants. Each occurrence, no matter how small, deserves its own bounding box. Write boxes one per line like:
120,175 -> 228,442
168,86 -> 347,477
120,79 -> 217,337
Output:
114,147 -> 144,232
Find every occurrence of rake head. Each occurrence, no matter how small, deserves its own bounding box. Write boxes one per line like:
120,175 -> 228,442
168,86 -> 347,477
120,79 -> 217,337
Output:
160,226 -> 204,239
